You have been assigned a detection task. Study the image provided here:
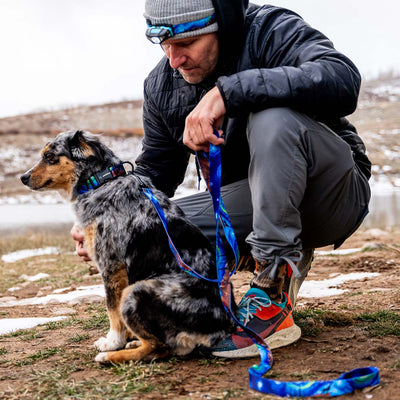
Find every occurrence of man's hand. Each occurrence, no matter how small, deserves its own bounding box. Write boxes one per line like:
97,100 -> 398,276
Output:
183,86 -> 226,152
70,224 -> 92,262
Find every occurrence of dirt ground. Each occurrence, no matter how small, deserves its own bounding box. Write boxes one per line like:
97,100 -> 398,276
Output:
0,75 -> 399,399
0,227 -> 399,400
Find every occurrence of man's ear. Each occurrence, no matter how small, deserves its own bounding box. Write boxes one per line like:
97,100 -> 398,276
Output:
69,130 -> 95,160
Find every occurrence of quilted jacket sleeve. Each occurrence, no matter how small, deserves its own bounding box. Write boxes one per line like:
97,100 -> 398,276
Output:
216,8 -> 361,120
134,79 -> 190,198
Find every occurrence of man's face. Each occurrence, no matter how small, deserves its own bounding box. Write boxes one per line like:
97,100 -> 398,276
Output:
161,33 -> 219,84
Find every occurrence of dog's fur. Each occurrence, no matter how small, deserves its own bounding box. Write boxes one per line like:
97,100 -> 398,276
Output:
20,130 -> 236,363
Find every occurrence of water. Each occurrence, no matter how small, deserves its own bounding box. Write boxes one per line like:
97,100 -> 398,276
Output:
0,203 -> 74,233
0,188 -> 399,232
362,188 -> 400,229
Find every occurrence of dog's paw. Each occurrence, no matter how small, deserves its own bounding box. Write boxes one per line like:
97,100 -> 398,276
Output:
95,352 -> 109,363
94,330 -> 126,351
94,337 -> 110,351
125,340 -> 142,349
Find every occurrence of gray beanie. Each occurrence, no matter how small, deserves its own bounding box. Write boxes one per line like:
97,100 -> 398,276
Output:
144,0 -> 218,41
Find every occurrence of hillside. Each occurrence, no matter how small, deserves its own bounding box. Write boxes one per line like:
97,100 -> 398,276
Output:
349,74 -> 400,181
0,100 -> 144,137
0,75 -> 399,201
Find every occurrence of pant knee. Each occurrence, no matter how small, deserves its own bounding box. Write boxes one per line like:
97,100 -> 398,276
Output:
247,107 -> 305,152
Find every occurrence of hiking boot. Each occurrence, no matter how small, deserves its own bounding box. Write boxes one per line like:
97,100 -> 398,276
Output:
212,288 -> 301,358
284,248 -> 314,306
251,259 -> 287,302
252,249 -> 314,306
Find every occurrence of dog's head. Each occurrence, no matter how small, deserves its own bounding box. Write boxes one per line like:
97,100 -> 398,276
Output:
20,130 -> 121,200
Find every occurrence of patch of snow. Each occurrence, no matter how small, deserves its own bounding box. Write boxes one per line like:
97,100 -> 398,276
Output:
298,272 -> 380,298
0,316 -> 67,335
1,247 -> 59,263
380,128 -> 400,135
52,287 -> 73,294
0,193 -> 64,205
7,287 -> 21,292
370,83 -> 400,101
315,248 -> 362,256
0,270 -> 381,308
20,273 -> 50,282
0,285 -> 105,307
371,165 -> 380,173
382,165 -> 392,172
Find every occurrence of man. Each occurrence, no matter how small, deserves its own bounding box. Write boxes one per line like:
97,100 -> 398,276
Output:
73,0 -> 371,358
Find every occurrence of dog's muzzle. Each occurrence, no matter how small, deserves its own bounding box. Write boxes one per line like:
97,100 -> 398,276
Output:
20,171 -> 32,186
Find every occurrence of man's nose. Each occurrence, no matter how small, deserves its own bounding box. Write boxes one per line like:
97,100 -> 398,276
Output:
168,46 -> 187,69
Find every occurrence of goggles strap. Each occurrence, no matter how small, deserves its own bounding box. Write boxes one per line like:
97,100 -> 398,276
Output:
146,13 -> 216,43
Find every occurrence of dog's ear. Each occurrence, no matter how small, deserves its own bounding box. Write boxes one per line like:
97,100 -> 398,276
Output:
69,130 -> 95,160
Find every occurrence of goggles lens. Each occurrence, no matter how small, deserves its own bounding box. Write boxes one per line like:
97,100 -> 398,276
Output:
145,26 -> 173,44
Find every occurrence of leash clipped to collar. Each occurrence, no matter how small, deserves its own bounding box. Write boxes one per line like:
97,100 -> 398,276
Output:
142,130 -> 380,397
78,162 -> 134,194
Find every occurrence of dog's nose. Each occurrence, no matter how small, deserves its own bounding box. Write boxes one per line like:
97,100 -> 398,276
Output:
20,172 -> 31,186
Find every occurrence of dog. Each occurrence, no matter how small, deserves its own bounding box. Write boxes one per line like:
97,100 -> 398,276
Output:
20,130 -> 236,363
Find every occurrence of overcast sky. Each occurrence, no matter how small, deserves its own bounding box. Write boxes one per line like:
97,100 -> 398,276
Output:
0,0 -> 398,118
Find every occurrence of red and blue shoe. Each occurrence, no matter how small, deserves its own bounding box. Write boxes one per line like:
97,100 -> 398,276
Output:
212,288 -> 301,358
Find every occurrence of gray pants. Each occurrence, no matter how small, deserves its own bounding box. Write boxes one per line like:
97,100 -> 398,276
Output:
176,107 -> 370,262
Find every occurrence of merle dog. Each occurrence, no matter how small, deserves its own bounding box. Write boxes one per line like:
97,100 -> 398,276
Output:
20,130 -> 235,363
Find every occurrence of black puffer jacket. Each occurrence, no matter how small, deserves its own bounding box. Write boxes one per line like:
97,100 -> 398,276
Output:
135,1 -> 371,197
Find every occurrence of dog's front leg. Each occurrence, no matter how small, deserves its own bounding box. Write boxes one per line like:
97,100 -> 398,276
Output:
82,224 -> 129,352
94,266 -> 129,352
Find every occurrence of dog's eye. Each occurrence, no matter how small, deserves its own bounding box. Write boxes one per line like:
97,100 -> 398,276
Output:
43,152 -> 57,164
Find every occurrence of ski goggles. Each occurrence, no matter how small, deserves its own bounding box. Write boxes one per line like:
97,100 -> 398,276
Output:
145,13 -> 216,44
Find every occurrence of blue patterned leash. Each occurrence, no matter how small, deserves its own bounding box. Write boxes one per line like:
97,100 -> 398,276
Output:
142,131 -> 380,397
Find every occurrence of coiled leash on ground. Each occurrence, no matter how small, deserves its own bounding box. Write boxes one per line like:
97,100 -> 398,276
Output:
143,132 -> 380,397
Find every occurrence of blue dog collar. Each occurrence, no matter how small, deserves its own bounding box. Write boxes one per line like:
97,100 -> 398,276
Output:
77,162 -> 133,195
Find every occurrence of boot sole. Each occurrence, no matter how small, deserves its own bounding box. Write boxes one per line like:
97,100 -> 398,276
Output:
211,323 -> 301,359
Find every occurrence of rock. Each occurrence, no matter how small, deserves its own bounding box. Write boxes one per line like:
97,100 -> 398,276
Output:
67,295 -> 104,305
47,298 -> 61,305
52,307 -> 77,315
364,228 -> 389,239
0,296 -> 17,302
361,242 -> 383,251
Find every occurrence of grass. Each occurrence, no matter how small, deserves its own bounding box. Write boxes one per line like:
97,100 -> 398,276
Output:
354,310 -> 400,337
3,327 -> 41,339
0,310 -> 108,342
0,231 -> 74,257
15,347 -> 64,366
392,358 -> 400,370
294,308 -> 400,338
293,309 -> 354,337
68,333 -> 90,343
3,361 -> 172,400
0,231 -> 91,293
0,347 -> 9,356
80,310 -> 109,331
